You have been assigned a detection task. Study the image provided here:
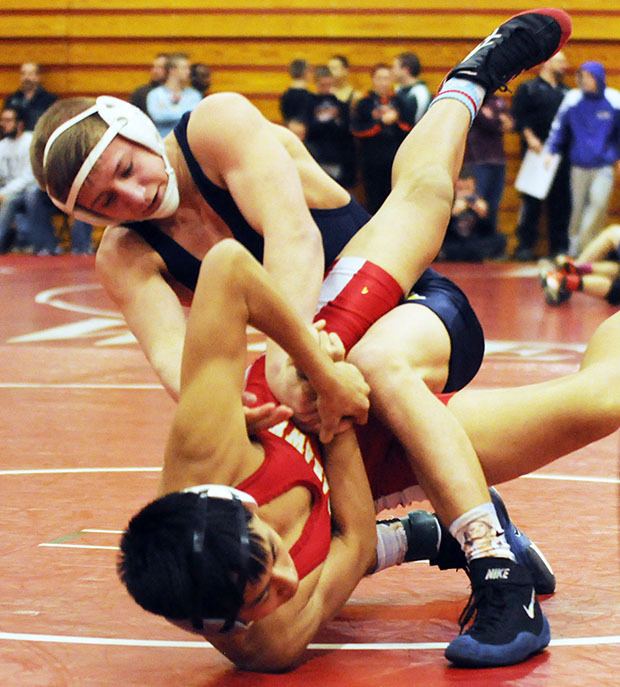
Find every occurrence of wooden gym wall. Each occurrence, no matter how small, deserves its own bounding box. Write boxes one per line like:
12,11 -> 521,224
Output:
1,0 -> 619,242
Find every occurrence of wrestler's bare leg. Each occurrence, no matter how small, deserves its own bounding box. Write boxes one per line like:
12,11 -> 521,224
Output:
339,100 -> 468,293
447,311 -> 620,483
580,274 -> 616,299
327,99 -> 489,524
577,224 -> 620,263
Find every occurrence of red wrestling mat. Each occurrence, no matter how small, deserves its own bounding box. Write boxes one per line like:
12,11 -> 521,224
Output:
0,256 -> 618,686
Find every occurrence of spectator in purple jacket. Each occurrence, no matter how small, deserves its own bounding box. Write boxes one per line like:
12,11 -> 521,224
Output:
546,61 -> 620,256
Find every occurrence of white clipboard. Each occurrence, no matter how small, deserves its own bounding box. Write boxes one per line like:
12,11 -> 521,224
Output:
515,150 -> 561,200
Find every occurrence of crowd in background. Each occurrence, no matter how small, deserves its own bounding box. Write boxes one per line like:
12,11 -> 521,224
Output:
1,47 -> 619,265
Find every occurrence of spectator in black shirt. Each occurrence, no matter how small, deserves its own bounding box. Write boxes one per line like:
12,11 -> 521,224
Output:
5,63 -> 93,254
279,59 -> 314,138
351,64 -> 407,213
440,166 -> 506,262
305,66 -> 350,185
130,53 -> 168,115
190,63 -> 211,97
4,63 -> 57,132
511,51 -> 571,260
392,52 -> 431,129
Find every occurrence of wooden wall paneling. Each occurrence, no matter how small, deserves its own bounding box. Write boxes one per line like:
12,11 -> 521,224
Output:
1,1 -> 619,234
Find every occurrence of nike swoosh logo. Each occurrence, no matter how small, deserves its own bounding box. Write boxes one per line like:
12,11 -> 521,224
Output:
523,589 -> 536,619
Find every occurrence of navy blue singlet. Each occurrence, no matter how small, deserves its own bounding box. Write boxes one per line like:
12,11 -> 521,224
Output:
128,111 -> 368,291
126,110 -> 485,392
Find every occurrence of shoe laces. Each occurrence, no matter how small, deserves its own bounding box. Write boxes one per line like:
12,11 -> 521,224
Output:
458,584 -> 508,636
491,29 -> 545,91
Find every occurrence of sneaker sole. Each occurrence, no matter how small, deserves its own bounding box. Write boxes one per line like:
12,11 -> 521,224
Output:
514,8 -> 573,58
445,615 -> 551,667
443,8 -> 573,91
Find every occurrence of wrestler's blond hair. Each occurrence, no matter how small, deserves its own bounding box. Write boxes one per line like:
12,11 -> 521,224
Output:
30,97 -> 107,203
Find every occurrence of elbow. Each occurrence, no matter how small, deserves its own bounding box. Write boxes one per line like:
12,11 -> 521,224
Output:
233,640 -> 307,673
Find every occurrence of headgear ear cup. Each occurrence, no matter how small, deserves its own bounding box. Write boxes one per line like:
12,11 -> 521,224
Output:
43,96 -> 179,225
181,484 -> 258,633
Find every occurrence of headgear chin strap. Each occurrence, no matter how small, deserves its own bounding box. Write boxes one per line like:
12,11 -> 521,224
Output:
42,95 -> 179,225
181,484 -> 258,634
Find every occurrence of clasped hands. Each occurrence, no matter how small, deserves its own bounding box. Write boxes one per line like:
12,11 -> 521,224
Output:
244,321 -> 370,443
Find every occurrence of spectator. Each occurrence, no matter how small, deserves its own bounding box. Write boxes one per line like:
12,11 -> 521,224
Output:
392,51 -> 431,127
305,66 -> 350,185
130,53 -> 168,115
540,223 -> 620,306
3,61 -> 93,255
279,59 -> 314,136
0,106 -> 36,252
351,63 -> 407,213
190,63 -> 211,97
546,61 -> 620,256
146,53 -> 202,137
4,63 -> 57,133
464,94 -> 512,235
439,166 -> 506,261
327,54 -> 359,188
512,51 -> 571,260
328,54 -> 362,108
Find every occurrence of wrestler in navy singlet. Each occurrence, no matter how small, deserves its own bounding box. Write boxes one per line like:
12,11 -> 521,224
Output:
126,110 -> 484,391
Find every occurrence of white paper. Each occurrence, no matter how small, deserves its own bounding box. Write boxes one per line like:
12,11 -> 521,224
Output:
514,150 -> 561,200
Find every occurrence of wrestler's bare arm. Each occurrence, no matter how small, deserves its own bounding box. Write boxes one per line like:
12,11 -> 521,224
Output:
186,94 -> 325,398
96,226 -> 187,400
160,240 -> 370,494
97,227 -> 294,434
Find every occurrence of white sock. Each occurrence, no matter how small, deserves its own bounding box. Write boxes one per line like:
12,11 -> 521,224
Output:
429,78 -> 486,126
449,502 -> 515,563
372,521 -> 408,573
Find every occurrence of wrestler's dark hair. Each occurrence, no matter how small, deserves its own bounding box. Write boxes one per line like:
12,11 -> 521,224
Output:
117,492 -> 269,623
396,51 -> 422,78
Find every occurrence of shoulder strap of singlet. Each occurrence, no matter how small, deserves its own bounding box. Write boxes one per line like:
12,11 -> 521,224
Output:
172,112 -> 264,261
126,220 -> 201,291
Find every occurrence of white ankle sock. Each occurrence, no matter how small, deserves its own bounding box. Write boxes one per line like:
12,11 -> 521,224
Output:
449,502 -> 515,563
373,521 -> 408,573
430,78 -> 486,125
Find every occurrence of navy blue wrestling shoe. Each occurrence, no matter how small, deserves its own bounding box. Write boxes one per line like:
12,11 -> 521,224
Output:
445,557 -> 551,667
443,8 -> 572,93
490,487 -> 556,595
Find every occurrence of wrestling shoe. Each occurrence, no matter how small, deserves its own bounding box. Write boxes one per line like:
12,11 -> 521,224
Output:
394,504 -> 555,595
537,257 -> 556,285
445,557 -> 551,667
542,270 -> 572,305
443,9 -> 572,93
490,487 -> 556,595
554,254 -> 580,275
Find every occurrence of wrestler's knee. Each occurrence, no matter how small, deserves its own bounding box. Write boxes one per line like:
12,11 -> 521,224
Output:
349,333 -> 447,393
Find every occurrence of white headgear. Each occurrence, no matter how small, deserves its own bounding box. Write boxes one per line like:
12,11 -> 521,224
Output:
181,483 -> 258,511
42,95 -> 179,225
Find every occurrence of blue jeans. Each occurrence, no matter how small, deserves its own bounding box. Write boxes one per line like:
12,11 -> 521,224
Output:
71,220 -> 93,254
0,191 -> 30,251
24,186 -> 59,253
473,163 -> 506,233
23,186 -> 93,254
